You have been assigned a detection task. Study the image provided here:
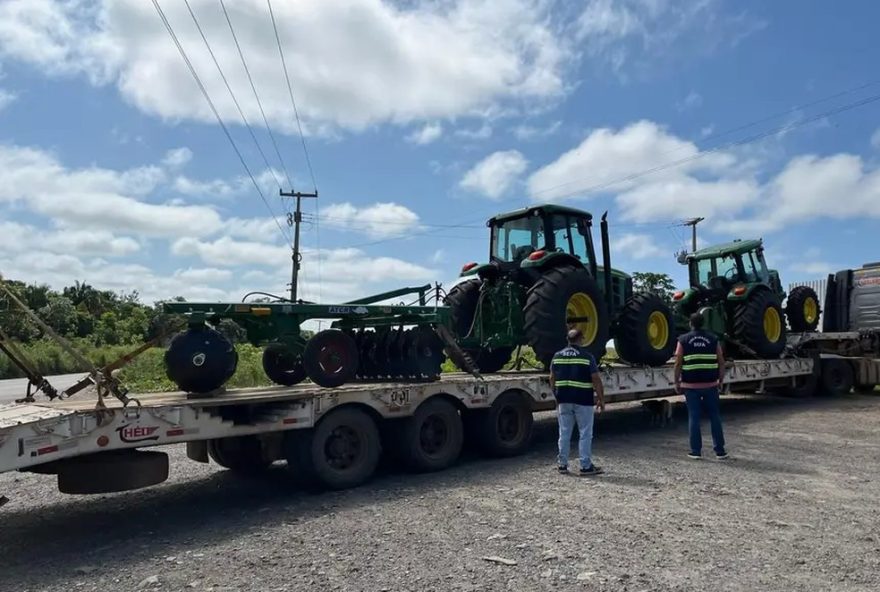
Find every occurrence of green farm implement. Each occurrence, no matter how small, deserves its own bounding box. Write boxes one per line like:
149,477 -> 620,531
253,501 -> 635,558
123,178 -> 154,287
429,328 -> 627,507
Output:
161,285 -> 466,393
673,238 -> 821,358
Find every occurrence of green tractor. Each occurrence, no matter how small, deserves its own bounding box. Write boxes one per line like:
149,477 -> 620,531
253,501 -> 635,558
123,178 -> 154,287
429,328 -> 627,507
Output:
672,238 -> 821,358
444,205 -> 676,370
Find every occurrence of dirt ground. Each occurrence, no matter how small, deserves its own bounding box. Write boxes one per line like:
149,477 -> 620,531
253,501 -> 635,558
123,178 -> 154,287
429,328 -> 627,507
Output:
2,392 -> 879,592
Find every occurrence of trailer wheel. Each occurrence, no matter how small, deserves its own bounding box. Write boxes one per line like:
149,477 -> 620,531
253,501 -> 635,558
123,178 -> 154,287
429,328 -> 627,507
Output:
397,397 -> 464,472
285,407 -> 380,490
854,384 -> 876,394
262,343 -> 307,386
207,436 -> 272,474
820,359 -> 854,396
164,327 -> 238,394
303,330 -> 359,388
468,391 -> 534,457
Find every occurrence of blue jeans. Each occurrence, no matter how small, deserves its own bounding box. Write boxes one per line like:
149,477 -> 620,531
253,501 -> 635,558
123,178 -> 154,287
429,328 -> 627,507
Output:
557,402 -> 595,468
684,387 -> 725,455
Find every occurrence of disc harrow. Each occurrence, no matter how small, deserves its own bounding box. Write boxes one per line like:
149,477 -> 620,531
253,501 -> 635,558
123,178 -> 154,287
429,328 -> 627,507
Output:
354,327 -> 445,381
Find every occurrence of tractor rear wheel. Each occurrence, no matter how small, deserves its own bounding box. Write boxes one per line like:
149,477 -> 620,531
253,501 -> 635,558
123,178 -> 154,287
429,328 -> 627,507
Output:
785,285 -> 821,332
524,264 -> 609,366
445,279 -> 513,373
613,292 -> 676,366
733,290 -> 787,359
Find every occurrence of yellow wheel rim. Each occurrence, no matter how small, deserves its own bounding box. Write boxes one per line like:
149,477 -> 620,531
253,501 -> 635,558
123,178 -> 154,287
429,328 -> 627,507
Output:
567,292 -> 598,344
646,311 -> 669,350
763,307 -> 782,342
803,297 -> 818,324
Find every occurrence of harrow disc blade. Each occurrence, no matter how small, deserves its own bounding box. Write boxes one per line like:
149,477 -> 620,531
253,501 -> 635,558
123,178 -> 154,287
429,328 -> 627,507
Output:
386,329 -> 407,378
411,327 -> 444,379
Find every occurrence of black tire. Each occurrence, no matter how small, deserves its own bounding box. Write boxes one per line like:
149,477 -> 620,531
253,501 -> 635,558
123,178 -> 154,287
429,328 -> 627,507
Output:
613,292 -> 676,366
262,343 -> 307,386
820,359 -> 854,396
396,397 -> 464,472
303,330 -> 359,388
854,383 -> 876,394
284,407 -> 381,490
207,436 -> 272,474
732,290 -> 787,359
524,265 -> 609,366
786,285 -> 821,332
164,327 -> 238,394
468,391 -> 534,457
444,279 -> 514,373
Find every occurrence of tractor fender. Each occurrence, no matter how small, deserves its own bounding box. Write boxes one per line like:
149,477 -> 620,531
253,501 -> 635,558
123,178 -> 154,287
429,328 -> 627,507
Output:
459,262 -> 493,278
519,251 -> 585,271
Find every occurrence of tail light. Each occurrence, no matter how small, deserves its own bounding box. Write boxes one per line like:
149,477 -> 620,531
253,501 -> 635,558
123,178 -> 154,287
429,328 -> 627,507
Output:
461,262 -> 478,272
673,291 -> 684,301
527,250 -> 547,261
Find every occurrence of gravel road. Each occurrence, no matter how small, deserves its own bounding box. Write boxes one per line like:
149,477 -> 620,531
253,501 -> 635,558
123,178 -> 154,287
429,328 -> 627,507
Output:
2,392 -> 879,592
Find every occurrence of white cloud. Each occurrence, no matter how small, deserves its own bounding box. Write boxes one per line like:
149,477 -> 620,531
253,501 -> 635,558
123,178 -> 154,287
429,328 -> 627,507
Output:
512,120 -> 561,140
0,144 -> 223,237
455,124 -> 493,140
790,261 -> 835,276
319,202 -> 421,239
528,120 -> 735,201
161,147 -> 193,168
407,123 -> 443,145
0,0 -> 571,133
678,90 -> 702,111
617,177 -> 760,223
460,150 -> 528,199
871,127 -> 880,150
0,88 -> 15,111
614,233 -> 665,260
172,236 -> 290,267
173,267 -> 233,283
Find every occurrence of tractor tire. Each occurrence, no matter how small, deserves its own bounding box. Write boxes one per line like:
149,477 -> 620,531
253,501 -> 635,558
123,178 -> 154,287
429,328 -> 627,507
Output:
444,279 -> 513,373
733,290 -> 787,359
303,330 -> 359,388
613,292 -> 676,366
262,343 -> 307,386
786,285 -> 821,332
524,265 -> 609,366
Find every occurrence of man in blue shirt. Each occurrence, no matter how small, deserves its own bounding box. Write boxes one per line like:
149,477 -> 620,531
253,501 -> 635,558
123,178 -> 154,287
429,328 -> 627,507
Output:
549,328 -> 605,476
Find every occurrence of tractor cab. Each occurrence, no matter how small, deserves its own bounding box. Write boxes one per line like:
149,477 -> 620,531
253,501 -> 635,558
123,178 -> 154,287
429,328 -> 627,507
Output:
461,205 -> 600,284
683,239 -> 779,300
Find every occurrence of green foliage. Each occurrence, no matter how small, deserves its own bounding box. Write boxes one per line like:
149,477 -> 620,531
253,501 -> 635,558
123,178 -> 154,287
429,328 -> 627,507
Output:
632,271 -> 677,305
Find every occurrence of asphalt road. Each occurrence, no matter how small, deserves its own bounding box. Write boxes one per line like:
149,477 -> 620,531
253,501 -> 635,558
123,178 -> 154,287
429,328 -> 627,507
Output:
0,373 -> 84,404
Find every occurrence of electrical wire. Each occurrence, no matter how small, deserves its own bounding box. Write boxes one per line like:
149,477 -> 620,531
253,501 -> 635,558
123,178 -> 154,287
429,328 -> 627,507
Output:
182,0 -> 284,194
267,0 -> 318,193
152,0 -> 291,247
218,0 -> 294,191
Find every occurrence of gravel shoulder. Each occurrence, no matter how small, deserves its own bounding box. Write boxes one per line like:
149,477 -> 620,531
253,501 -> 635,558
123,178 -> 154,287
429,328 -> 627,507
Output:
2,392 -> 879,592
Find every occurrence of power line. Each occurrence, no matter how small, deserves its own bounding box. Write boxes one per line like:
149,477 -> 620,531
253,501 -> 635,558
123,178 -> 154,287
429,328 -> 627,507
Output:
218,0 -> 294,191
151,0 -> 291,247
531,90 -> 880,201
267,0 -> 318,193
182,0 -> 284,193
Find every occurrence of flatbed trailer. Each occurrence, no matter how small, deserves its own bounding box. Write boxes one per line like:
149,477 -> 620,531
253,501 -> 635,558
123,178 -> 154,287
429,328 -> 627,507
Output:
0,355 -> 817,499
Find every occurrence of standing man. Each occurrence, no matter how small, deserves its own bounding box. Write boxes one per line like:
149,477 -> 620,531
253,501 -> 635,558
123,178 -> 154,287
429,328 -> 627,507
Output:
674,312 -> 728,460
549,328 -> 605,475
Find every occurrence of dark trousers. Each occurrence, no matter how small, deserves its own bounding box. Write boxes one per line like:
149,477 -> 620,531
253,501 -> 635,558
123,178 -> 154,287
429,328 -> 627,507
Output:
684,387 -> 725,454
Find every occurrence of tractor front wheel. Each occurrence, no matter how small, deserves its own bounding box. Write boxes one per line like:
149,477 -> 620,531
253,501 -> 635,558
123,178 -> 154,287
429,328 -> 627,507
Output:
733,290 -> 787,359
613,292 -> 676,366
444,279 -> 513,373
785,285 -> 821,332
524,265 -> 609,366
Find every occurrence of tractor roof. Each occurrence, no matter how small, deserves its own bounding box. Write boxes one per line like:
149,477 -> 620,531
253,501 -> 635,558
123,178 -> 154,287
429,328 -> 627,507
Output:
688,238 -> 763,261
489,204 -> 592,225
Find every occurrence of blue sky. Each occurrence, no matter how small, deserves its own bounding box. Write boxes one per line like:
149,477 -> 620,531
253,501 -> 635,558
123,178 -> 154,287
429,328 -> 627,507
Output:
0,0 -> 878,305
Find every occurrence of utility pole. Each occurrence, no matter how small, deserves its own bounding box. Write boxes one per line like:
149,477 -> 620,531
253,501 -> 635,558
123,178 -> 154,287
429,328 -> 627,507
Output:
681,217 -> 705,252
279,189 -> 318,301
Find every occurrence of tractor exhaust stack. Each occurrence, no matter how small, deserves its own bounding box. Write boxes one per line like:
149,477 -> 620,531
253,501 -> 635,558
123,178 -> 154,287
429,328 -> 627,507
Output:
600,212 -> 613,318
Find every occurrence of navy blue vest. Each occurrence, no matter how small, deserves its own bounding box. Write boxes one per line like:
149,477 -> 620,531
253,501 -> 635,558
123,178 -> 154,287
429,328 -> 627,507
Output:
550,346 -> 596,405
678,330 -> 720,384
